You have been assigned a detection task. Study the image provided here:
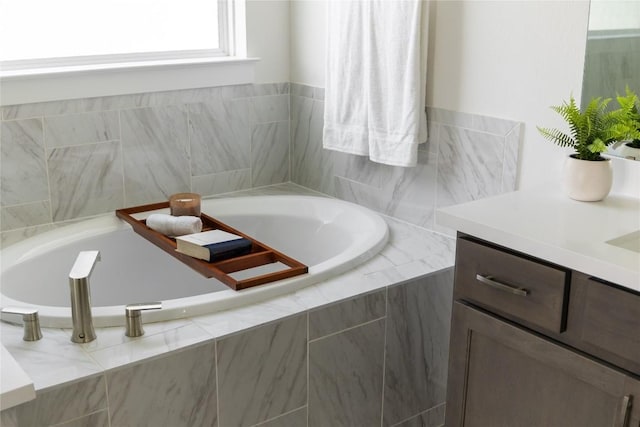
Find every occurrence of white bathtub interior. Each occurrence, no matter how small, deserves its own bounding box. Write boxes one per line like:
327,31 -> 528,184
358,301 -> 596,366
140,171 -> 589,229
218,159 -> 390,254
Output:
0,196 -> 388,328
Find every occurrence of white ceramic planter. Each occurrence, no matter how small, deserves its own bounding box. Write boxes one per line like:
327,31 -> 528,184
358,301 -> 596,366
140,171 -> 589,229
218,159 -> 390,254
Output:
562,155 -> 613,202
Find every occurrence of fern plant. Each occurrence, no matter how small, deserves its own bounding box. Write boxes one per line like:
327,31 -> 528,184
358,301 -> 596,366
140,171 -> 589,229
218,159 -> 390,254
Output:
537,95 -> 620,161
538,89 -> 640,160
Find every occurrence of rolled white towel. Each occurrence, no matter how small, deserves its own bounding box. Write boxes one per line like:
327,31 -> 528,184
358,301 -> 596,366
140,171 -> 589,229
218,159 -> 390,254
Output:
146,214 -> 202,237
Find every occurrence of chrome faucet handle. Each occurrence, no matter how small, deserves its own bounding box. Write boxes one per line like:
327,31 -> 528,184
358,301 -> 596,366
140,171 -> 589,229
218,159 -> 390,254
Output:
125,302 -> 162,337
1,307 -> 43,341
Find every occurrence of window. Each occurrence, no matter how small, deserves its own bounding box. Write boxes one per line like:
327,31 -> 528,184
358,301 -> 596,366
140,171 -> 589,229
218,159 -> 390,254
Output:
0,0 -> 253,105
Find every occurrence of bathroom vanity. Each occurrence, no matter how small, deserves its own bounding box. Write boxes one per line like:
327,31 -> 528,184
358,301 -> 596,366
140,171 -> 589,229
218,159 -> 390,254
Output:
438,188 -> 640,426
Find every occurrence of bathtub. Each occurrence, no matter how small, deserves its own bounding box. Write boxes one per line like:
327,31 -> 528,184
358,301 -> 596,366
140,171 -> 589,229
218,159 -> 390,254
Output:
1,195 -> 388,328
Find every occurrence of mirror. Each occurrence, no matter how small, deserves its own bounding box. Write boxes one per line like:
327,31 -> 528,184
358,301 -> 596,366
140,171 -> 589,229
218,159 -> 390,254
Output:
581,0 -> 640,160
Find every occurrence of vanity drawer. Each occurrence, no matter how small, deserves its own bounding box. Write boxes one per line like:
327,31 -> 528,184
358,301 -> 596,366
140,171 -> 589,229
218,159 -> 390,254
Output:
454,237 -> 569,333
568,272 -> 640,375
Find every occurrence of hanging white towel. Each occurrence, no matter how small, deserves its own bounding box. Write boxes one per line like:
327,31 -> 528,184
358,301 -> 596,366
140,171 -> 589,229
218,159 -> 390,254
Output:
323,0 -> 429,167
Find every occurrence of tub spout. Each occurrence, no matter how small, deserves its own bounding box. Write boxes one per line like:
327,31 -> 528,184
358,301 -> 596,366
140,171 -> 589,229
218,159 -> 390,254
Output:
69,250 -> 101,343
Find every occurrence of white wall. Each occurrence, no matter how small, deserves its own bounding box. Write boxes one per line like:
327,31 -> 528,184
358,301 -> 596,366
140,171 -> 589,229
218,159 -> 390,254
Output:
247,0 -> 291,83
289,0 -> 592,190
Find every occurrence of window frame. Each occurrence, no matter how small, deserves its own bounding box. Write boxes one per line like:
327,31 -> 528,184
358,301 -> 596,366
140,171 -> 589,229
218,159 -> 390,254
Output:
0,0 -> 255,106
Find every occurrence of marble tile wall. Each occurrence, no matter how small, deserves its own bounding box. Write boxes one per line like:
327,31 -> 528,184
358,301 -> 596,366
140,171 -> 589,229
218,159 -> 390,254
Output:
0,83 -> 290,243
1,268 -> 452,427
290,83 -> 523,233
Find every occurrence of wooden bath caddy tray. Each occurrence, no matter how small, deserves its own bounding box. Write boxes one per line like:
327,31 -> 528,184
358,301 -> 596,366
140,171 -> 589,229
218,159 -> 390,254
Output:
116,202 -> 308,291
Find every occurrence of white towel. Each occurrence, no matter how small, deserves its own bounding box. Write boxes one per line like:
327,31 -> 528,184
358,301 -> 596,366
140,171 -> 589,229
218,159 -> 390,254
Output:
323,0 -> 429,167
146,214 -> 203,237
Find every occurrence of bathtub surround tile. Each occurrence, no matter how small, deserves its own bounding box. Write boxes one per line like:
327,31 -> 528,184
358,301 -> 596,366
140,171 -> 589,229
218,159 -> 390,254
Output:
308,290 -> 386,340
292,97 -> 325,191
251,121 -> 290,187
107,340 -> 217,427
217,314 -> 307,427
1,375 -> 106,427
435,125 -> 504,208
192,168 -> 252,197
47,141 -> 124,221
383,269 -> 454,426
52,409 -> 110,427
188,102 -> 251,175
87,322 -> 212,370
1,200 -> 51,231
43,111 -> 120,148
120,105 -> 191,206
0,324 -> 103,390
308,318 -> 385,427
502,123 -> 522,192
392,403 -> 446,427
0,119 -> 48,207
253,406 -> 307,427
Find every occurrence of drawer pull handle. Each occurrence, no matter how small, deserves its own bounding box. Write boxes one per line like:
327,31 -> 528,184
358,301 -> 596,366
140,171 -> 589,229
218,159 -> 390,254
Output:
476,274 -> 529,296
618,394 -> 632,427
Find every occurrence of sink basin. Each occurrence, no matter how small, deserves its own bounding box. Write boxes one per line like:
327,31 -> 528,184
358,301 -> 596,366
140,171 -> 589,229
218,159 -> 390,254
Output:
606,230 -> 640,253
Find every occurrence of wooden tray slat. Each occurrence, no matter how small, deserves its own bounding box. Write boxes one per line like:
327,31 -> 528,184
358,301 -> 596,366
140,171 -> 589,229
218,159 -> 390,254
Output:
115,202 -> 308,290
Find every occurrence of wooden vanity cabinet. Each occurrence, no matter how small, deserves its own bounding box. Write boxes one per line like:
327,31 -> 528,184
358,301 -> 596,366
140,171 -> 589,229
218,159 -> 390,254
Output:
446,234 -> 640,427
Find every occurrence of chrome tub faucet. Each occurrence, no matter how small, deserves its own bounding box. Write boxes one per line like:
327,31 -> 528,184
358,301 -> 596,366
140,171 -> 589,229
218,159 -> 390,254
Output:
69,250 -> 101,343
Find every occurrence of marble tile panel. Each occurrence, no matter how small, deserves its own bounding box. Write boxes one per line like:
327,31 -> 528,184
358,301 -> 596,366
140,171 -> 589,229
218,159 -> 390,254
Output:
308,318 -> 385,427
107,340 -> 217,427
471,114 -> 519,136
337,153 -> 395,190
426,107 -> 474,129
120,105 -> 191,206
436,125 -> 505,209
309,290 -> 386,340
253,406 -> 307,427
52,409 -> 110,427
1,200 -> 51,231
192,168 -> 252,197
383,269 -> 454,426
243,94 -> 290,124
48,141 -> 123,221
251,121 -> 290,187
393,403 -> 446,427
290,83 -> 315,99
188,102 -> 251,175
1,375 -> 106,427
43,111 -> 119,148
292,96 -> 324,190
0,223 -> 56,249
502,123 -> 522,192
217,314 -> 307,427
0,324 -> 103,390
1,119 -> 48,206
87,322 -> 212,370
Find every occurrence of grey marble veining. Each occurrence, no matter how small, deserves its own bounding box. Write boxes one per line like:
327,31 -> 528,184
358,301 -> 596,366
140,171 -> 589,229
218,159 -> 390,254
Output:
251,121 -> 290,187
43,111 -> 119,148
309,290 -> 386,340
120,105 -> 190,205
192,168 -> 252,197
1,375 -> 106,427
48,141 -> 124,221
436,125 -> 504,208
502,124 -> 522,192
393,404 -> 446,427
383,269 -> 454,426
1,200 -> 51,231
106,340 -> 217,427
52,410 -> 110,427
188,102 -> 251,175
308,318 -> 385,427
252,406 -> 307,427
217,314 -> 307,427
1,119 -> 48,207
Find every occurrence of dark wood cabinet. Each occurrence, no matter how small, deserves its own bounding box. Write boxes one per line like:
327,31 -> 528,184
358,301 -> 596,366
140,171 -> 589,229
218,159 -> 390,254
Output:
447,234 -> 640,427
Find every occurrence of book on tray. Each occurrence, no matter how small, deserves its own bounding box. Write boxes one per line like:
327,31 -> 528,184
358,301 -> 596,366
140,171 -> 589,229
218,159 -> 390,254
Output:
175,229 -> 252,262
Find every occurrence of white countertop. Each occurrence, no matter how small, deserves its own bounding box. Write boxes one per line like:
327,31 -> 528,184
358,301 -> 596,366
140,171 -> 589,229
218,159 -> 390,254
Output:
437,187 -> 640,292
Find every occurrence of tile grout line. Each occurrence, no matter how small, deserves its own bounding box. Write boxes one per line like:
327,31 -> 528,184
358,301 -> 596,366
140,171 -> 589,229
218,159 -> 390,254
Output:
307,314 -> 387,344
380,286 -> 389,427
